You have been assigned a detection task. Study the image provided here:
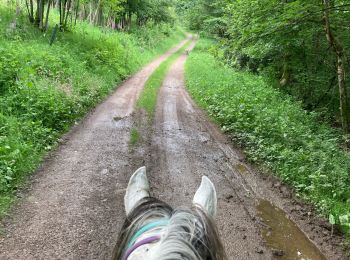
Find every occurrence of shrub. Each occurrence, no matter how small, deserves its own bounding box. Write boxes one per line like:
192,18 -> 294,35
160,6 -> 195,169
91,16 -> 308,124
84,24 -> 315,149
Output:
185,39 -> 350,233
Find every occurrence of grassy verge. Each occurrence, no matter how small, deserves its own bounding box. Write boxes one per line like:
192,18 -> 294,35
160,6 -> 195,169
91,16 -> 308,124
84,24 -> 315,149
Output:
185,39 -> 350,238
130,128 -> 140,146
0,3 -> 185,217
137,40 -> 191,119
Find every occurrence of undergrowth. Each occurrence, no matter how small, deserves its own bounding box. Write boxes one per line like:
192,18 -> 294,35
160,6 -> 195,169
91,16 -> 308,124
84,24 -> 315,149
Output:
185,39 -> 350,238
0,3 -> 185,217
137,40 -> 191,119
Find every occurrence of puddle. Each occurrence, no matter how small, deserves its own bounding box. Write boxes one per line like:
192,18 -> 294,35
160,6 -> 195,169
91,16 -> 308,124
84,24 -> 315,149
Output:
257,200 -> 327,260
113,115 -> 129,127
235,163 -> 249,174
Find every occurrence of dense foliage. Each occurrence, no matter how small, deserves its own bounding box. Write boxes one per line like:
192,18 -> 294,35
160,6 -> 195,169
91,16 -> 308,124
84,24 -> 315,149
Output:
21,0 -> 175,31
186,39 -> 350,235
178,0 -> 350,134
0,3 -> 184,215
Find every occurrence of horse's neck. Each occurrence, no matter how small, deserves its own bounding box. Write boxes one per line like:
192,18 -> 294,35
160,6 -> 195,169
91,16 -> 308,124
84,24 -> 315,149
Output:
128,231 -> 162,260
128,220 -> 165,260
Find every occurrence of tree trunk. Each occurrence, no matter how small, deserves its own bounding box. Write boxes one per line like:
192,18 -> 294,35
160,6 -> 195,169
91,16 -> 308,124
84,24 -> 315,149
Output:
34,0 -> 40,26
74,0 -> 79,25
280,55 -> 290,87
39,0 -> 45,30
93,0 -> 101,25
64,0 -> 72,28
58,0 -> 62,28
88,1 -> 93,24
323,0 -> 349,134
30,0 -> 34,22
44,0 -> 52,31
98,5 -> 103,26
25,0 -> 34,22
128,10 -> 131,30
61,0 -> 67,30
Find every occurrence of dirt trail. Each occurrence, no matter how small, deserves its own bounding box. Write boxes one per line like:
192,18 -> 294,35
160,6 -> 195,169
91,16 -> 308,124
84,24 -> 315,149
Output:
0,39 -> 189,260
1,38 -> 348,260
149,43 -> 269,259
133,43 -> 348,260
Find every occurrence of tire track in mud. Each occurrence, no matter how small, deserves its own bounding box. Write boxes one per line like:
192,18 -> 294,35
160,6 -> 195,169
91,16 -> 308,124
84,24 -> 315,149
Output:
0,39 -> 190,260
147,42 -> 271,259
133,42 -> 348,259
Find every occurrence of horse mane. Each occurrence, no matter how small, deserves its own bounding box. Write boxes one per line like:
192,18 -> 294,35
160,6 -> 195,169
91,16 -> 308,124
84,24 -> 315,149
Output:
112,197 -> 226,260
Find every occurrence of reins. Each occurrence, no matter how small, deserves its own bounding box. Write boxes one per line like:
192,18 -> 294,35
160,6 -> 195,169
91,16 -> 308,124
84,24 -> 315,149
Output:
122,235 -> 161,260
127,219 -> 169,247
122,219 -> 169,260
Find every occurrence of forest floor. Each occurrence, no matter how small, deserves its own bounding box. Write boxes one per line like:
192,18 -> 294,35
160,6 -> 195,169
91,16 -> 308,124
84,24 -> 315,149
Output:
0,38 -> 348,260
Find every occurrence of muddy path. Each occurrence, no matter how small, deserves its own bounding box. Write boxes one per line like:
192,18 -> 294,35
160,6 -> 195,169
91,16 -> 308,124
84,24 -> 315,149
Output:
0,39 -> 189,260
0,38 -> 348,260
131,42 -> 349,260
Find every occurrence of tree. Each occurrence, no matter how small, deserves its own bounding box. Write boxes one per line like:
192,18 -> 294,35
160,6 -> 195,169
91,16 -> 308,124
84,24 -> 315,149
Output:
323,0 -> 349,133
179,0 -> 350,133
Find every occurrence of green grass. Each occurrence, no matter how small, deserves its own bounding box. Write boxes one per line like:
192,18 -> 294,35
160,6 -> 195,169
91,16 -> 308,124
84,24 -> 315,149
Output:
185,39 -> 350,237
130,128 -> 140,146
137,40 -> 191,119
0,3 -> 185,217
